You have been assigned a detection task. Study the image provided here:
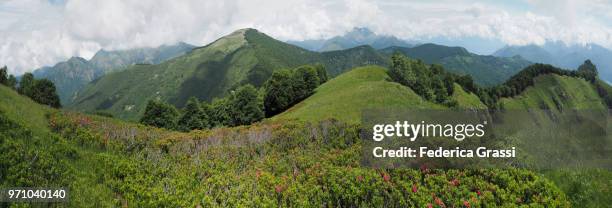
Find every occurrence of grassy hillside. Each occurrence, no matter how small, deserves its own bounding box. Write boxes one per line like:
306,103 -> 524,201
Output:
3,71 -> 602,207
451,83 -> 487,109
274,66 -> 478,123
499,74 -> 606,110
12,107 -> 561,207
0,86 -> 117,207
70,29 -> 387,121
494,74 -> 611,207
0,85 -> 53,133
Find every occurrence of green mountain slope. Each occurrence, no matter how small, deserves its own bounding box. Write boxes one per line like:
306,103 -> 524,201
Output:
32,42 -> 195,105
0,69 -> 592,207
33,57 -> 97,106
381,44 -> 532,86
0,86 -> 117,206
451,83 -> 487,109
0,85 -> 53,132
499,74 -> 606,110
70,29 -> 388,120
274,66 -> 444,123
274,66 -> 488,124
495,74 -> 611,207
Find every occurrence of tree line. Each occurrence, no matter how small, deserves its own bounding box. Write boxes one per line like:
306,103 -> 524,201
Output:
140,64 -> 328,131
0,66 -> 61,108
388,53 -> 609,109
388,53 -> 473,107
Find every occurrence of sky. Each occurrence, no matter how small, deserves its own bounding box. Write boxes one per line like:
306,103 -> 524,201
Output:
1,0 -> 612,75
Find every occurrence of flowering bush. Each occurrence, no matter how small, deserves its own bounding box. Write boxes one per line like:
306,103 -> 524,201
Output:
47,112 -> 570,207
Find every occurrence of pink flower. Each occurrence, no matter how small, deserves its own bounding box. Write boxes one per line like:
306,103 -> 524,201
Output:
411,184 -> 418,193
275,185 -> 284,193
463,200 -> 470,207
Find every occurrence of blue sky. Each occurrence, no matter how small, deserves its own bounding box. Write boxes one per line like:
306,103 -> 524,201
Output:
1,0 -> 611,75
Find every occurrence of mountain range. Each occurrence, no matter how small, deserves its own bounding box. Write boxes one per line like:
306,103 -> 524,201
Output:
289,27 -> 532,86
288,27 -> 413,51
68,28 -> 388,120
493,41 -> 612,83
32,42 -> 195,104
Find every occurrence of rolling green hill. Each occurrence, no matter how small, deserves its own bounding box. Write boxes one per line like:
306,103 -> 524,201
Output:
0,85 -> 118,206
451,83 -> 487,109
2,83 -> 570,207
70,29 -> 388,120
0,85 -> 53,132
275,63 -> 606,124
274,66 -> 483,123
494,74 -> 611,207
381,44 -> 532,86
499,74 -> 606,110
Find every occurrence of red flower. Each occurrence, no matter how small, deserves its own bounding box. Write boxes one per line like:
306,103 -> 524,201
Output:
476,190 -> 481,196
450,178 -> 460,186
381,173 -> 391,182
255,170 -> 262,179
427,203 -> 433,208
463,200 -> 470,207
434,197 -> 444,206
411,184 -> 418,193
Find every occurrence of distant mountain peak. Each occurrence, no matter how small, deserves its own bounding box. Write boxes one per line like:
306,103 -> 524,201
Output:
67,56 -> 88,63
288,27 -> 412,51
492,41 -> 612,82
344,27 -> 376,40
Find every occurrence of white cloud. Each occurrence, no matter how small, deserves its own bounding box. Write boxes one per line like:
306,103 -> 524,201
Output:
1,0 -> 612,75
